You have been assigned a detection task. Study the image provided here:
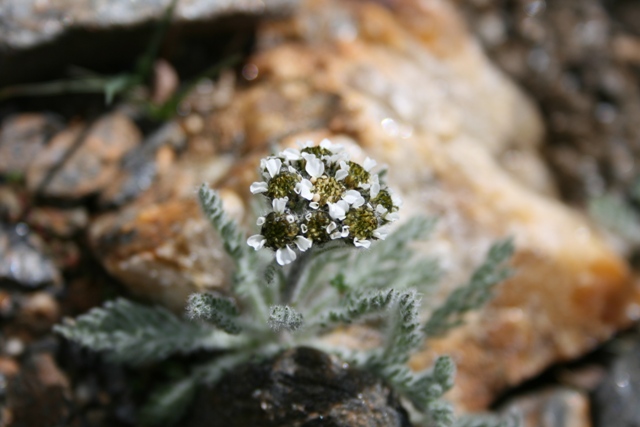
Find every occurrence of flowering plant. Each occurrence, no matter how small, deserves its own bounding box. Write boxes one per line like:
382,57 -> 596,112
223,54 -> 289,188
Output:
56,139 -> 514,427
247,140 -> 401,265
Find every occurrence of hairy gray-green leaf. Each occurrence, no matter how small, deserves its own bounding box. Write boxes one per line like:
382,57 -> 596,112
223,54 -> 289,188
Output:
376,355 -> 455,412
425,401 -> 455,427
344,217 -> 440,291
316,288 -> 397,328
198,184 -> 268,318
381,290 -> 423,365
54,298 -> 218,366
424,238 -> 514,337
186,293 -> 241,334
198,184 -> 247,260
293,217 -> 439,307
268,305 -> 304,332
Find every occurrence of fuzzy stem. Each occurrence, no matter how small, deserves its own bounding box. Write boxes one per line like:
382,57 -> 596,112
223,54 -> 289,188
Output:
246,279 -> 270,323
281,250 -> 314,304
293,242 -> 350,306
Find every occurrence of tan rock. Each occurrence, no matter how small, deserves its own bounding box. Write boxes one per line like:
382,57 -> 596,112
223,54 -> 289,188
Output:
25,207 -> 88,238
98,121 -> 187,208
16,292 -> 61,335
6,353 -> 73,427
90,198 -> 233,312
0,223 -> 61,288
0,113 -> 60,176
89,0 -> 637,412
613,34 -> 640,65
499,387 -> 592,427
0,186 -> 25,222
27,112 -> 141,198
88,153 -> 237,312
0,356 -> 19,377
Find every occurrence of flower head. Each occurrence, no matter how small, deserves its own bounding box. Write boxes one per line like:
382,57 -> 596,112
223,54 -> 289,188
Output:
247,140 -> 400,264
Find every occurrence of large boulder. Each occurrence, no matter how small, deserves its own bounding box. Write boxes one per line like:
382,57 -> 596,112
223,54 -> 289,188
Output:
185,347 -> 411,427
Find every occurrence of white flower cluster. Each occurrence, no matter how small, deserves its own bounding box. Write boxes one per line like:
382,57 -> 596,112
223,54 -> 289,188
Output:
247,140 -> 401,265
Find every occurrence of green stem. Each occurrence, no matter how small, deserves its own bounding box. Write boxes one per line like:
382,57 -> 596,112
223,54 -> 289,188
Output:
292,242 -> 349,305
282,250 -> 313,305
242,269 -> 270,324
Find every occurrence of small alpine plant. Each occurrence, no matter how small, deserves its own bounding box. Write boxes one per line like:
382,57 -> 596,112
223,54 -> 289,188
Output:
56,139 -> 516,427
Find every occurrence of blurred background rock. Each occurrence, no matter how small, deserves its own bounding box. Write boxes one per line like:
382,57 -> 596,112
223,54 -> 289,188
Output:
0,0 -> 639,426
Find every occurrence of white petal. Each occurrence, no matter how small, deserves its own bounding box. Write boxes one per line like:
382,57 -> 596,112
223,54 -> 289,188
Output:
281,148 -> 301,161
340,226 -> 349,237
345,192 -> 365,208
295,179 -> 314,200
330,231 -> 342,240
265,158 -> 282,178
325,153 -> 346,165
369,175 -> 380,198
335,161 -> 349,181
286,215 -> 295,223
363,157 -> 377,172
342,190 -> 362,204
276,246 -> 297,265
353,238 -> 371,248
295,236 -> 313,251
320,138 -> 343,153
352,197 -> 365,208
303,153 -> 325,178
250,181 -> 268,194
373,227 -> 389,240
320,139 -> 334,150
337,199 -> 350,212
335,169 -> 348,181
261,163 -> 271,179
376,204 -> 388,214
256,217 -> 266,226
272,197 -> 288,213
328,201 -> 347,220
247,235 -> 266,250
370,184 -> 381,199
385,212 -> 400,222
301,224 -> 308,233
309,202 -> 320,209
391,191 -> 403,208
